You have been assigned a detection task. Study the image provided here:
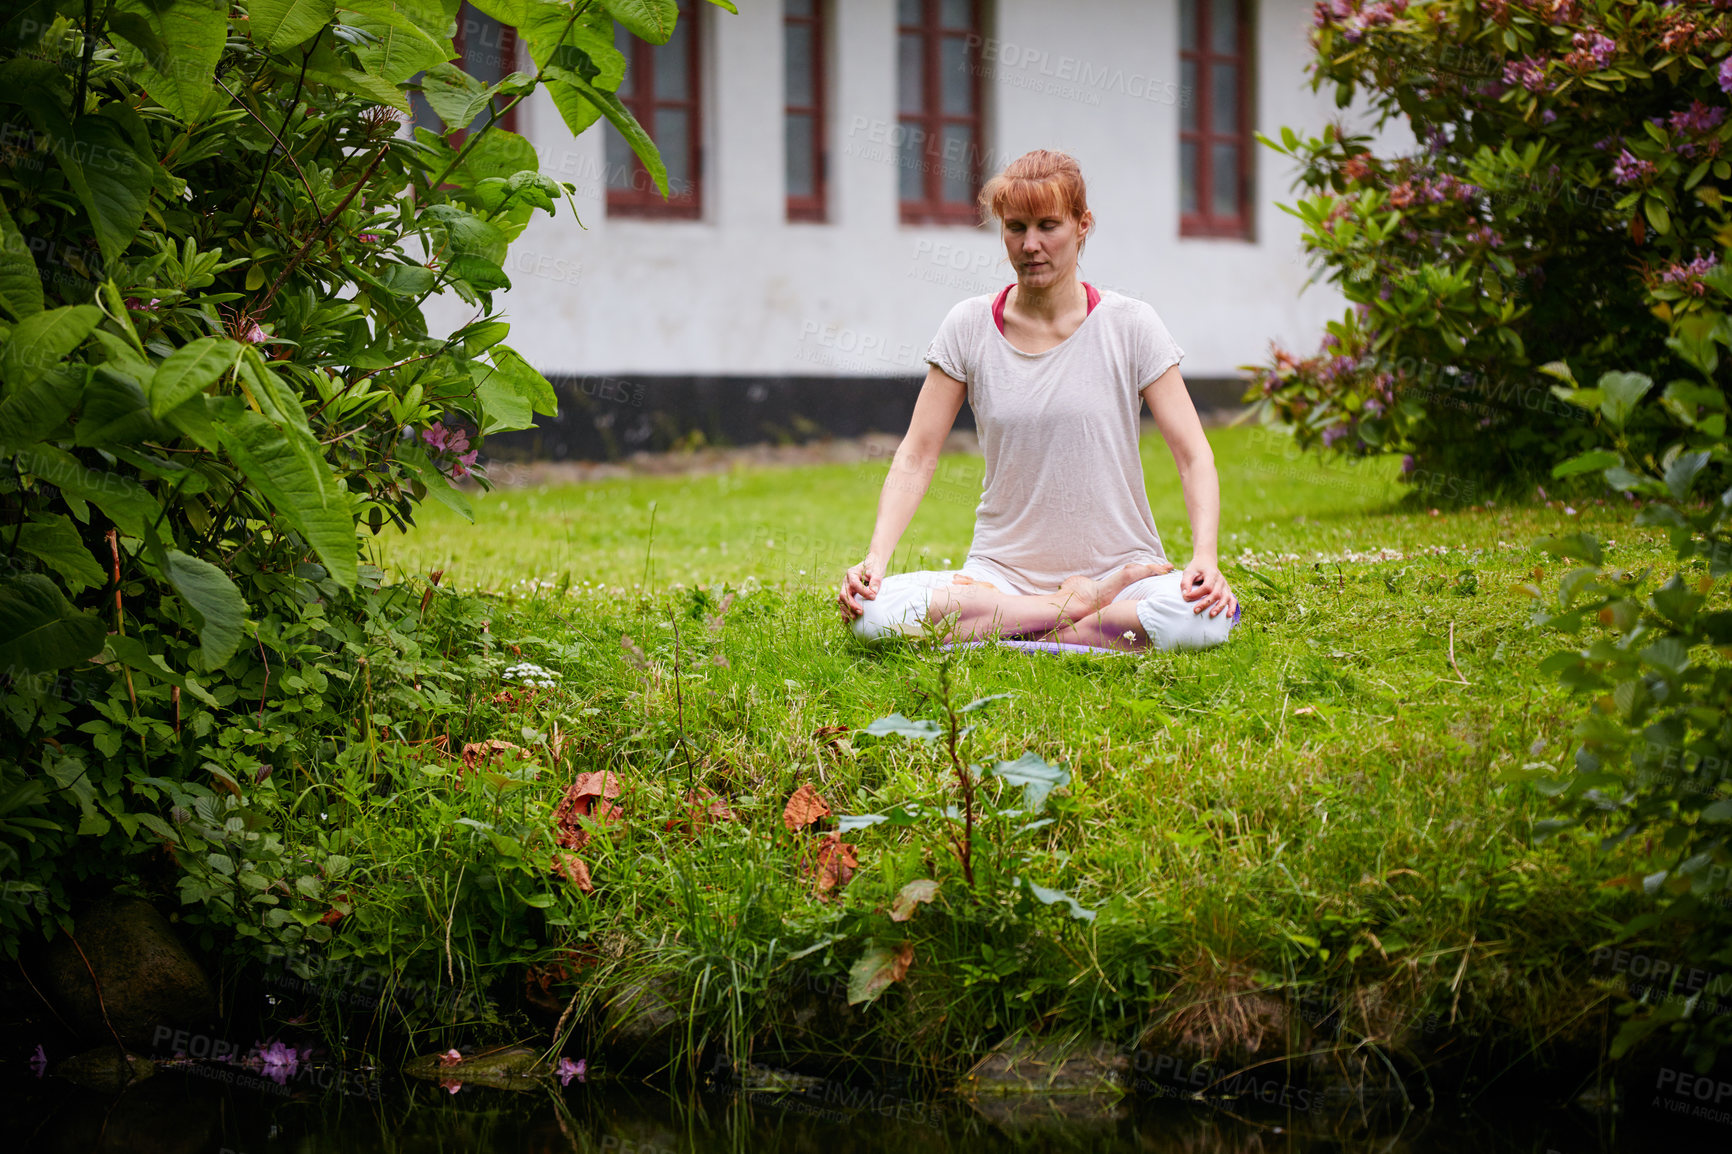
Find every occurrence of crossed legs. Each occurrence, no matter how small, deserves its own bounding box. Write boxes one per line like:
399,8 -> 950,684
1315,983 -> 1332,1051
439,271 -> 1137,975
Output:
924,563 -> 1169,650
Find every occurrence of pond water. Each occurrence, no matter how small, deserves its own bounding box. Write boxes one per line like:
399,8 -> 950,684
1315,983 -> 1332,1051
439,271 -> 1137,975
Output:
4,1068 -> 1697,1154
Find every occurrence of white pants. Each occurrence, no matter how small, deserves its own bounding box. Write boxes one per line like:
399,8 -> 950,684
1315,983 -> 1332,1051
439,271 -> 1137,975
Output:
847,567 -> 1238,651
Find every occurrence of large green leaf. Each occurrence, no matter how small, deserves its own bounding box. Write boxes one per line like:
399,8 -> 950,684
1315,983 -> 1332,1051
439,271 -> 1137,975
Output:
490,346 -> 557,416
1596,371 -> 1654,429
0,574 -> 104,674
0,369 -> 82,452
553,72 -> 667,195
0,305 -> 101,394
248,0 -> 337,50
302,39 -> 413,110
419,61 -> 498,132
470,360 -> 533,433
110,0 -> 229,122
163,550 -> 248,666
219,411 -> 357,587
988,753 -> 1070,813
151,336 -> 240,417
340,0 -> 452,85
75,372 -> 161,447
598,0 -> 677,44
15,444 -> 164,538
45,114 -> 154,268
0,197 -> 43,320
13,515 -> 105,594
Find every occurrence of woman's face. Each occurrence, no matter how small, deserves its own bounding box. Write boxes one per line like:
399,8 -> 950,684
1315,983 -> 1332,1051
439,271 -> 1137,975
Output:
1001,205 -> 1090,290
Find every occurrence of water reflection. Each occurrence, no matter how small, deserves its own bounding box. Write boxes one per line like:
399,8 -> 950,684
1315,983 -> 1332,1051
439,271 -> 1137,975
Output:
1,1068 -> 1681,1153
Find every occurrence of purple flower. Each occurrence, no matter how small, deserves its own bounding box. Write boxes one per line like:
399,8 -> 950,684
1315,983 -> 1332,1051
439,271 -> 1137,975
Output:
30,1045 -> 46,1078
241,322 -> 267,344
1401,454 -> 1416,474
249,1040 -> 301,1084
1660,253 -> 1721,296
1540,109 -> 1557,124
555,1056 -> 587,1086
423,425 -> 450,452
1572,30 -> 1615,69
358,232 -> 380,244
1503,56 -> 1548,93
1323,424 -> 1349,448
1611,149 -> 1655,184
1668,100 -> 1725,136
451,449 -> 479,480
1719,56 -> 1732,95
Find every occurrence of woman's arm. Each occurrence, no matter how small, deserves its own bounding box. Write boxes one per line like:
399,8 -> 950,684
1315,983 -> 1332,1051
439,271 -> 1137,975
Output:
839,365 -> 967,619
1142,364 -> 1237,619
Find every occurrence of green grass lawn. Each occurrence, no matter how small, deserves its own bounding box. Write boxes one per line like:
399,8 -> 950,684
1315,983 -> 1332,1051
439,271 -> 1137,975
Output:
353,425 -> 1674,1085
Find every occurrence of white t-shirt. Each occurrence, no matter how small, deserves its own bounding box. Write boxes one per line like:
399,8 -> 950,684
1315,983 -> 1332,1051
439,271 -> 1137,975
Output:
924,286 -> 1185,594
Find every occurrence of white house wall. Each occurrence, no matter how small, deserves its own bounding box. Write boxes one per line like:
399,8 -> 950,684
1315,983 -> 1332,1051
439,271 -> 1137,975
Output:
425,0 -> 1401,383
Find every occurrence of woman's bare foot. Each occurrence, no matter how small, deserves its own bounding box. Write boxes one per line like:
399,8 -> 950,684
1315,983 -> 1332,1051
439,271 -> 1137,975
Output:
1056,561 -> 1172,618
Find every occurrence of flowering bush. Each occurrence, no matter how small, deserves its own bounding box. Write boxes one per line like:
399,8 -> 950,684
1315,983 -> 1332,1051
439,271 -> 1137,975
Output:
1251,0 -> 1732,492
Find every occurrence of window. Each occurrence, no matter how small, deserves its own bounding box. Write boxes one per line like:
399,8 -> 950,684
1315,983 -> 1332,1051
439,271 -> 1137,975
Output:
784,0 -> 827,221
409,4 -> 520,139
896,0 -> 983,225
1179,0 -> 1251,238
608,0 -> 702,218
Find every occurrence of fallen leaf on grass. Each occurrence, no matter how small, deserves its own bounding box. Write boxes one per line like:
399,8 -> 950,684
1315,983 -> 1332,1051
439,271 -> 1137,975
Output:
813,833 -> 858,898
553,852 -> 594,894
554,771 -> 624,849
462,739 -> 530,774
889,879 -> 940,922
782,782 -> 830,832
847,941 -> 914,1006
672,787 -> 737,830
813,725 -> 852,755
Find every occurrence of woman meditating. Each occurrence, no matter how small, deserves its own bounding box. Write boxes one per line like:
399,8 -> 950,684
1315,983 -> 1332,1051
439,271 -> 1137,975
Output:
837,150 -> 1238,652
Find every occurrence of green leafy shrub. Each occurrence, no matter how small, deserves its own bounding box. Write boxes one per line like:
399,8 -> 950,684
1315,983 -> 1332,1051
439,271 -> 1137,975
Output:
1250,0 -> 1732,492
1532,341 -> 1732,1067
0,0 -> 697,961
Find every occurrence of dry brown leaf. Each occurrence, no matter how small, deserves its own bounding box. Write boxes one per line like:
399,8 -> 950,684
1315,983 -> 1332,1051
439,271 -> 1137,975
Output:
554,771 -> 625,850
782,782 -> 830,832
813,725 -> 852,756
553,852 -> 594,894
813,833 -> 859,898
889,879 -> 940,922
891,940 -> 913,981
461,738 -> 529,774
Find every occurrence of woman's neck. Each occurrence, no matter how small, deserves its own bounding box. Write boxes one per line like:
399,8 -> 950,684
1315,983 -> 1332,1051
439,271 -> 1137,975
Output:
1010,273 -> 1084,320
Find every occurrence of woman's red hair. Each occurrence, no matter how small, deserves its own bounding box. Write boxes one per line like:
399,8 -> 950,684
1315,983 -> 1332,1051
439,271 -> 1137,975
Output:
978,149 -> 1090,224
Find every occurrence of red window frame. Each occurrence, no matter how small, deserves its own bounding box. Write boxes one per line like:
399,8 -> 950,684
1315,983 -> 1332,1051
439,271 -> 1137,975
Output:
1179,0 -> 1253,239
608,0 -> 702,219
784,1 -> 827,222
453,3 -> 520,139
897,0 -> 983,226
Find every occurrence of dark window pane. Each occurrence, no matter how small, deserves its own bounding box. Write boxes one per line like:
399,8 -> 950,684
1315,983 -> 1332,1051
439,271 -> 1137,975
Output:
656,107 -> 691,191
898,0 -> 922,25
939,0 -> 970,30
785,0 -> 814,16
940,35 -> 972,115
1180,140 -> 1198,214
899,119 -> 924,201
940,122 -> 973,203
786,22 -> 814,106
786,112 -> 815,198
898,32 -> 924,114
1210,141 -> 1239,217
606,126 -> 635,189
1211,61 -> 1237,132
462,10 -> 510,82
1180,0 -> 1197,52
657,18 -> 690,100
1181,59 -> 1197,132
1209,0 -> 1238,55
614,23 -> 634,97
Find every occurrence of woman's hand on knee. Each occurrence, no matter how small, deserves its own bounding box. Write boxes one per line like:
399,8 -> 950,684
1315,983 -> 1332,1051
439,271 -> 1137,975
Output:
839,554 -> 885,621
1179,559 -> 1237,620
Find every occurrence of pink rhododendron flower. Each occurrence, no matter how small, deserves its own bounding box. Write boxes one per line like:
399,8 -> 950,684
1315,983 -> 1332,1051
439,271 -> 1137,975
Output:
555,1056 -> 587,1085
1611,149 -> 1655,184
241,322 -> 267,344
1571,30 -> 1615,69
